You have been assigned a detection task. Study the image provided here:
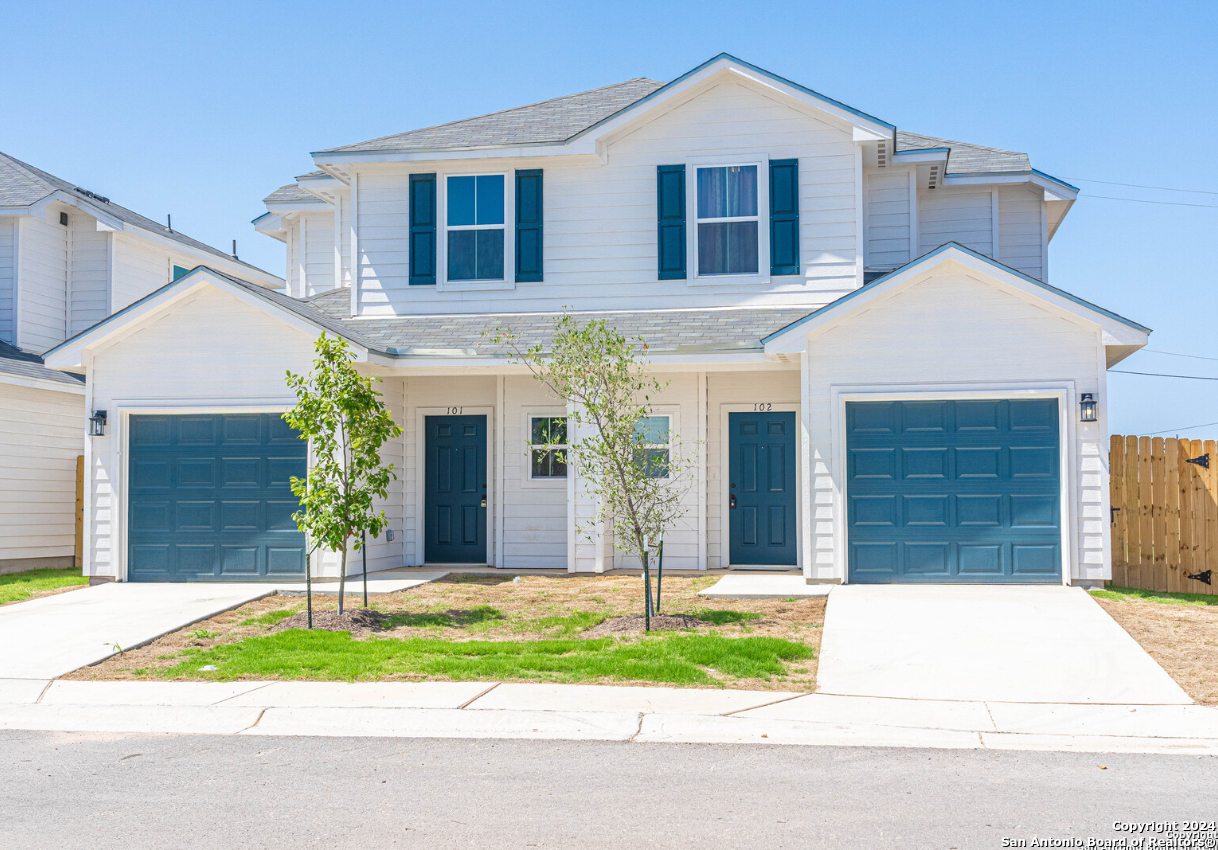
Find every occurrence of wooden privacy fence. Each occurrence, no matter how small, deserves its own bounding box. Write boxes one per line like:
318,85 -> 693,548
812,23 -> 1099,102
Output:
1110,435 -> 1217,594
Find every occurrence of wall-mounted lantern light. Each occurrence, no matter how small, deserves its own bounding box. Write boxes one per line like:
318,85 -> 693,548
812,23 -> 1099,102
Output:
1079,393 -> 1098,422
88,410 -> 107,437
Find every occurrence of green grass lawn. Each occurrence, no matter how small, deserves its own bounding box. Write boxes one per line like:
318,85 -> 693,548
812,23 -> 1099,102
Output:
0,567 -> 87,606
1090,585 -> 1218,607
156,629 -> 812,687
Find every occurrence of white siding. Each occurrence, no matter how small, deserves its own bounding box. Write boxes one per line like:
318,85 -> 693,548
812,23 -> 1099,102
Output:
865,169 -> 912,269
0,382 -> 84,564
69,214 -> 110,335
304,212 -> 336,295
0,218 -> 14,343
917,188 -> 993,257
998,185 -> 1045,280
802,270 -> 1104,583
501,377 -> 568,569
17,212 -> 69,354
111,233 -> 171,313
355,80 -> 861,316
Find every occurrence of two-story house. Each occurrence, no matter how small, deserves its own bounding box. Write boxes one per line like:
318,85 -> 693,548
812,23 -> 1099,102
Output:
0,151 -> 281,573
46,55 -> 1149,587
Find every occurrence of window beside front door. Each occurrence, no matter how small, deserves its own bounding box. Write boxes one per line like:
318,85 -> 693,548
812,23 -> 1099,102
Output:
696,165 -> 759,276
447,174 -> 505,281
635,415 -> 671,479
529,416 -> 568,479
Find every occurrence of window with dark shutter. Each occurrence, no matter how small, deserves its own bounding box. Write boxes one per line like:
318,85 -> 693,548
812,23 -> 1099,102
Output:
657,165 -> 686,280
515,169 -> 543,283
409,173 -> 436,286
769,159 -> 800,276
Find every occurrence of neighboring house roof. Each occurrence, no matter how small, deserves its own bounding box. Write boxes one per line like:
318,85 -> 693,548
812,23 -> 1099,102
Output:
895,131 -> 1031,176
315,79 -> 666,154
0,151 -> 279,280
0,339 -> 85,388
263,183 -> 319,204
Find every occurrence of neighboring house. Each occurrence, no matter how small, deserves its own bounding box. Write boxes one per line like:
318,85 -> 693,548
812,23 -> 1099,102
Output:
0,151 -> 282,573
46,54 -> 1148,587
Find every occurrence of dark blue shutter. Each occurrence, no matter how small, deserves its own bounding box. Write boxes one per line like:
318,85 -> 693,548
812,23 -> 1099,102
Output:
769,159 -> 800,276
409,173 -> 436,286
657,165 -> 686,280
515,169 -> 543,283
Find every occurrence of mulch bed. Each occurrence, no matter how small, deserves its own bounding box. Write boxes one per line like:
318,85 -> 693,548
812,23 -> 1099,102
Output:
583,613 -> 706,636
271,608 -> 389,636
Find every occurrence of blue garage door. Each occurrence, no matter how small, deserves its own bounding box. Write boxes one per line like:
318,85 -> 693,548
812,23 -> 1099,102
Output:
127,413 -> 307,582
847,399 -> 1061,584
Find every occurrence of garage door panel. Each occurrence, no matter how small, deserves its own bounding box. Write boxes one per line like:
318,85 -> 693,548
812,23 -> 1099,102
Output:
847,400 -> 1061,584
127,414 -> 307,582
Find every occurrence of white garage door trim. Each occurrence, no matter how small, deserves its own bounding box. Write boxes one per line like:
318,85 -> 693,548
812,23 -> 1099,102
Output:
109,398 -> 299,582
830,382 -> 1077,586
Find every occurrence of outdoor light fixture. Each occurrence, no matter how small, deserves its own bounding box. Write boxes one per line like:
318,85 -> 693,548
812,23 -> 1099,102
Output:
1079,393 -> 1097,422
88,410 -> 107,437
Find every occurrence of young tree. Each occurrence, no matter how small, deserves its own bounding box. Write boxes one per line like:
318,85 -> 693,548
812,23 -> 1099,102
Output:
493,315 -> 692,630
283,334 -> 402,616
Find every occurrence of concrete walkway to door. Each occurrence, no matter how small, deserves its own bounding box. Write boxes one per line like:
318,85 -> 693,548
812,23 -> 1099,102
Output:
816,585 -> 1192,705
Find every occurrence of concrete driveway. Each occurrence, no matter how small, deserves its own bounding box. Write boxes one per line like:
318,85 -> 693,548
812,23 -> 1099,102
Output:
0,583 -> 276,679
816,585 -> 1191,704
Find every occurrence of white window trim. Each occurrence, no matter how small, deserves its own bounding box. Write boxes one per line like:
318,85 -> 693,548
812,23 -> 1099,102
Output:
686,155 -> 770,286
437,170 -> 515,292
637,411 -> 675,480
522,409 -> 569,488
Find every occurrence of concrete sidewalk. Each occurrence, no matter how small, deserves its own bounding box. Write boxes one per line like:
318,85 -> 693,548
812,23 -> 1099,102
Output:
1,679 -> 1215,755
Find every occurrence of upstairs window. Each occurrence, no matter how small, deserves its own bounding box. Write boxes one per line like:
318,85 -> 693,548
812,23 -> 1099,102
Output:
529,416 -> 568,479
634,415 -> 671,479
172,264 -> 191,281
696,165 -> 759,276
447,175 -> 504,281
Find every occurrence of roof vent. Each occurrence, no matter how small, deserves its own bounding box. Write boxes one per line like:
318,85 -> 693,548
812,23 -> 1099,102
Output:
876,140 -> 888,168
927,165 -> 940,190
73,187 -> 110,204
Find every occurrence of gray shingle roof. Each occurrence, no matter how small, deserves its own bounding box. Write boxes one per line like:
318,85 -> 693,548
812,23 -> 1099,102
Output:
263,183 -> 319,204
316,79 -> 666,154
0,340 -> 85,387
207,275 -> 813,357
895,131 -> 1031,175
0,151 -> 280,281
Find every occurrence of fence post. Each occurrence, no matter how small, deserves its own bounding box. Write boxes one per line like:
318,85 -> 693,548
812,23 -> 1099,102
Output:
1110,435 -> 1126,585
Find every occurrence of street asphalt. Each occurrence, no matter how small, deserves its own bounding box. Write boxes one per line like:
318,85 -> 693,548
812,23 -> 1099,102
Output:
2,731 -> 1212,849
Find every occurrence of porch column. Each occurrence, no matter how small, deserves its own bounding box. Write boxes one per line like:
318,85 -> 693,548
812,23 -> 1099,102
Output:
800,352 -> 814,580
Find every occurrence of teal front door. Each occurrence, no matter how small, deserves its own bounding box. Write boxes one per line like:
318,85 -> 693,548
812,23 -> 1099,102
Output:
126,413 -> 307,582
425,415 -> 488,563
729,411 -> 798,566
846,399 -> 1062,583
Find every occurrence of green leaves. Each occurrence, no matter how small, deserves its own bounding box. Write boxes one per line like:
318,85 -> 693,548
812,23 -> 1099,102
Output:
283,334 -> 404,559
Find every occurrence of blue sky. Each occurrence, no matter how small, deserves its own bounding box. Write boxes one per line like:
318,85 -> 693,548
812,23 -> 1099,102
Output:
3,1 -> 1215,438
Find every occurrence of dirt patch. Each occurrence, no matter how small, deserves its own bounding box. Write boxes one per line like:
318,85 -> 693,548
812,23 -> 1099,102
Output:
65,575 -> 826,690
271,608 -> 388,636
583,613 -> 706,636
1095,596 -> 1218,705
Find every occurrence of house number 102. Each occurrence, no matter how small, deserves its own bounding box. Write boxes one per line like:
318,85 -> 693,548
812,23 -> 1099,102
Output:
753,403 -> 773,411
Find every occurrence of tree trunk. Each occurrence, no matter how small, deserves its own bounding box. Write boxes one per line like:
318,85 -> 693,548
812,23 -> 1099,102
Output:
338,545 -> 348,614
306,550 -> 313,629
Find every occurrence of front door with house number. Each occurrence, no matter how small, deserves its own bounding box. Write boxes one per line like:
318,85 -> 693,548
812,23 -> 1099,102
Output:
424,414 -> 488,563
728,410 -> 798,566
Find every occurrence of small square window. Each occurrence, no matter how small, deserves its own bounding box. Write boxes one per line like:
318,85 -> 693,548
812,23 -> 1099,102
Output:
529,416 -> 568,479
634,415 -> 671,479
695,166 -> 759,276
447,175 -> 505,281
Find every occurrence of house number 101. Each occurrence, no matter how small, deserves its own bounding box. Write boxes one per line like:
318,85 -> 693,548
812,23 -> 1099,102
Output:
445,407 -> 464,415
753,403 -> 773,411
